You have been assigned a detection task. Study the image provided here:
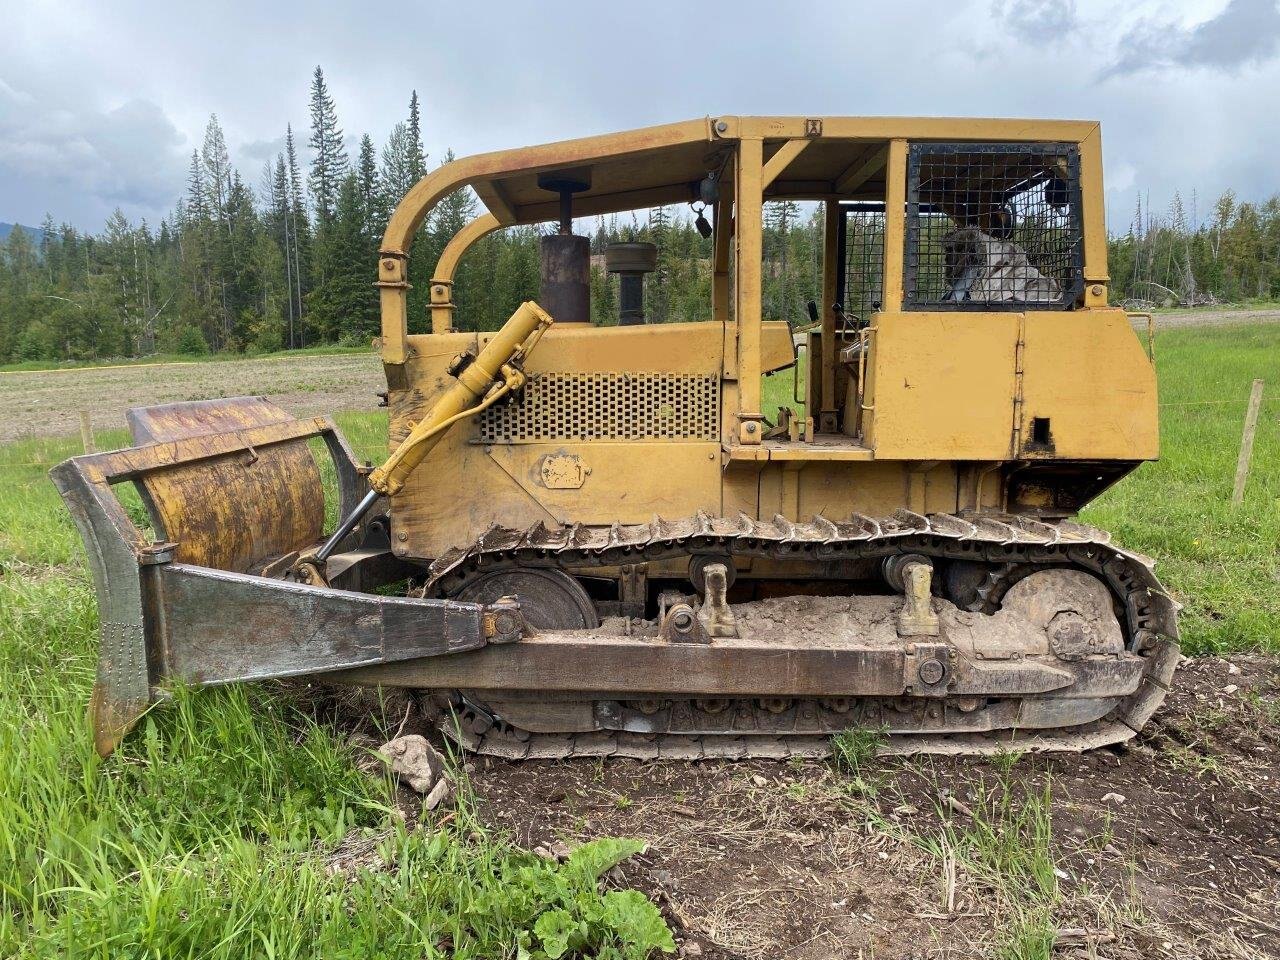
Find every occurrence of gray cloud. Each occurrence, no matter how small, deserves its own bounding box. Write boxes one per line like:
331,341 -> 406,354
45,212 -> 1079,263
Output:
0,79 -> 187,227
238,135 -> 287,169
1106,0 -> 1280,77
994,0 -> 1080,43
0,0 -> 1277,234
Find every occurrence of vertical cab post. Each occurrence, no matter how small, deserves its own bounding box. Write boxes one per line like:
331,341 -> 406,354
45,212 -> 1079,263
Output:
819,199 -> 841,433
734,138 -> 765,445
861,139 -> 909,450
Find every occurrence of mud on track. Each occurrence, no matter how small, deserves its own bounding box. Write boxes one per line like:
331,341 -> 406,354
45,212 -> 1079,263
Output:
0,352 -> 384,443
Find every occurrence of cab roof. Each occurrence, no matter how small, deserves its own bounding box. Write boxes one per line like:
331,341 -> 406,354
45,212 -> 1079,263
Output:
452,115 -> 1099,226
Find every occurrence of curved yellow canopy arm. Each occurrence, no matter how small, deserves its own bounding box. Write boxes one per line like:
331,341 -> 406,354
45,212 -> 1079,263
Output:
428,212 -> 501,334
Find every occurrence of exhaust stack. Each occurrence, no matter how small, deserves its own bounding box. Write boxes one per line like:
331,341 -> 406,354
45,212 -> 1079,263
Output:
605,242 -> 657,325
538,171 -> 591,322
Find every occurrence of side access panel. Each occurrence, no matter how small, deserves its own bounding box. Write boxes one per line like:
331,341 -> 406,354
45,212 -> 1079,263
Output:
1019,309 -> 1158,460
388,322 -> 730,559
864,312 -> 1019,460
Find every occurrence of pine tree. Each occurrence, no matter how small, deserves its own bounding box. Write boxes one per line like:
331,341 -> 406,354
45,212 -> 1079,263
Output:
285,124 -> 311,344
309,174 -> 377,342
307,66 -> 349,227
201,115 -> 232,226
39,213 -> 57,284
379,122 -> 413,213
357,134 -> 381,233
646,206 -> 672,322
379,92 -> 428,217
285,125 -> 307,219
185,150 -> 209,221
268,154 -> 298,349
180,149 -> 218,347
407,91 -> 426,183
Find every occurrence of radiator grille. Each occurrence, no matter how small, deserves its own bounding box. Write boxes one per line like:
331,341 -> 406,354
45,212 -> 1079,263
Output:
477,373 -> 720,443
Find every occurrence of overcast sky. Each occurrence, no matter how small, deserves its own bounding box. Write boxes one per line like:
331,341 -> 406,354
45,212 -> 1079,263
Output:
1,0 -> 1277,234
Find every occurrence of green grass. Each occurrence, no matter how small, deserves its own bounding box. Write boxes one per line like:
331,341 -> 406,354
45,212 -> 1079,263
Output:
0,429 -> 674,956
1082,323 -> 1280,653
830,725 -> 886,777
921,768 -> 1060,960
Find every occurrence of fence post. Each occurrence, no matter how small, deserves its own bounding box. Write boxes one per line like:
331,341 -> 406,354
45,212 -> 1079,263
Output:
79,410 -> 96,454
1231,379 -> 1265,506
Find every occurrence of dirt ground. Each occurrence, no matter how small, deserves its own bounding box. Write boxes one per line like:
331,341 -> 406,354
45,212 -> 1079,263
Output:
442,655 -> 1280,960
0,352 -> 383,442
1135,308 -> 1280,330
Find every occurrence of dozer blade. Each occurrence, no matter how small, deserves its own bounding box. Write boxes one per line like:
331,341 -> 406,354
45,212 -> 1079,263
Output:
51,397 -> 524,756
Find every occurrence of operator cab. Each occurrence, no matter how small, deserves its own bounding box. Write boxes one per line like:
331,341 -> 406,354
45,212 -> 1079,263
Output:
384,117 -> 1101,471
515,136 -> 1085,450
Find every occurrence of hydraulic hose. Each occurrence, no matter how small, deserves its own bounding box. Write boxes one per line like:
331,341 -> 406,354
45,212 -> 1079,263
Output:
313,301 -> 554,564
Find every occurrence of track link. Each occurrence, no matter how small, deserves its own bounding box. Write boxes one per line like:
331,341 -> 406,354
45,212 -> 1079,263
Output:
424,510 -> 1181,759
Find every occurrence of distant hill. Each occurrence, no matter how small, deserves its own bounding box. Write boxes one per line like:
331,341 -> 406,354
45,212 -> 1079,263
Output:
0,222 -> 44,247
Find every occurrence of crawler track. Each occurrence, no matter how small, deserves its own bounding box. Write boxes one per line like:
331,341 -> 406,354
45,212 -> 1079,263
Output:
424,511 -> 1181,758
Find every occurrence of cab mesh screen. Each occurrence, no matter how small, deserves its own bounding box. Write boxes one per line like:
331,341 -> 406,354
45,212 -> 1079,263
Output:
838,204 -> 885,322
904,142 -> 1083,310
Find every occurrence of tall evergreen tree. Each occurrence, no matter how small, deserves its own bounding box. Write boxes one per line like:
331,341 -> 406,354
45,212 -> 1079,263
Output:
307,66 -> 349,227
267,154 -> 298,348
284,124 -> 311,344
200,115 -> 232,226
185,150 -> 209,221
407,90 -> 426,183
379,92 -> 427,215
39,213 -> 57,284
357,133 -> 381,232
309,174 -> 376,342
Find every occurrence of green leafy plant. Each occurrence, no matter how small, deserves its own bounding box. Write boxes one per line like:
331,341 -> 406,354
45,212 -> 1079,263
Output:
831,724 -> 886,776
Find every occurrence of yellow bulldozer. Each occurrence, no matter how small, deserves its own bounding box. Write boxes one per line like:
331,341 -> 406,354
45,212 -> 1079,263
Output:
53,115 -> 1179,760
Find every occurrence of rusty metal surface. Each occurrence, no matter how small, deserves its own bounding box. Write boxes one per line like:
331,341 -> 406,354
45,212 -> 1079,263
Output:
49,401 -> 503,756
124,398 -> 325,573
126,396 -> 293,443
539,234 -> 591,323
157,564 -> 490,685
49,455 -> 157,756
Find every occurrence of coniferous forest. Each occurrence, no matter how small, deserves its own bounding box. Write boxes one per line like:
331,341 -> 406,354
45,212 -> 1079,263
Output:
1,68 -> 1278,364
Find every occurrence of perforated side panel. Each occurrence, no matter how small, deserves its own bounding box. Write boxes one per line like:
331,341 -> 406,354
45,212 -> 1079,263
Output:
477,373 -> 720,443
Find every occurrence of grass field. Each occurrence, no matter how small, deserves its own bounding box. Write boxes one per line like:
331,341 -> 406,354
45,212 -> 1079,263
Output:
0,321 -> 1276,957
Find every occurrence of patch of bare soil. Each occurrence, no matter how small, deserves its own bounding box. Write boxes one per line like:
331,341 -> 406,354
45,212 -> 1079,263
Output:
443,655 -> 1280,959
1134,308 -> 1280,330
0,353 -> 384,442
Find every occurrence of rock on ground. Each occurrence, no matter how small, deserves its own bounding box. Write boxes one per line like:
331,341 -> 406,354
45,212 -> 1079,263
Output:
378,734 -> 446,795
